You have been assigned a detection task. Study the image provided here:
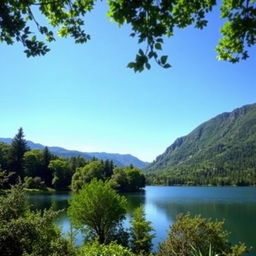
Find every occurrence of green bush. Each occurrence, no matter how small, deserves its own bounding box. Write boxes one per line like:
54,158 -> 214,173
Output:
0,184 -> 74,256
77,241 -> 136,256
157,213 -> 249,256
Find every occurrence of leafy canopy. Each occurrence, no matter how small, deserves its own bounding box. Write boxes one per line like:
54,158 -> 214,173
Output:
1,0 -> 256,71
0,183 -> 73,256
68,179 -> 127,244
157,213 -> 249,256
77,241 -> 136,256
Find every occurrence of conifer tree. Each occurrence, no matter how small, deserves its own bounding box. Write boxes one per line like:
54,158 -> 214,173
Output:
42,147 -> 52,187
8,128 -> 29,181
130,206 -> 154,255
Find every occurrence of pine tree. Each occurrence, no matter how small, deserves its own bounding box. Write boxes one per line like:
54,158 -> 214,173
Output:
8,128 -> 29,181
42,147 -> 52,187
130,206 -> 154,255
104,159 -> 114,178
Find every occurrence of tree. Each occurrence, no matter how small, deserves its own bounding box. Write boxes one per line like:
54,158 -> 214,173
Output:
0,1 -> 255,71
0,183 -> 74,256
8,128 -> 29,181
103,159 -> 114,178
0,142 -> 10,171
71,160 -> 105,192
42,146 -> 53,187
68,179 -> 127,244
49,159 -> 71,190
157,213 -> 249,256
24,149 -> 43,178
130,206 -> 154,255
110,166 -> 145,192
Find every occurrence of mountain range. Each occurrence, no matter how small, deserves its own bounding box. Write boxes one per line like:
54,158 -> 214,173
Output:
145,103 -> 256,185
0,138 -> 149,169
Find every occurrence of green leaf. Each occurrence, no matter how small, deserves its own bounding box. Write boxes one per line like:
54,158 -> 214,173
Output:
155,43 -> 162,50
163,63 -> 171,68
145,63 -> 151,70
156,38 -> 163,43
127,62 -> 135,68
160,55 -> 168,64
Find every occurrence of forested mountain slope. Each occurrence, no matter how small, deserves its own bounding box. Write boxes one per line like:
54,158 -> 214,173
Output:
146,103 -> 256,185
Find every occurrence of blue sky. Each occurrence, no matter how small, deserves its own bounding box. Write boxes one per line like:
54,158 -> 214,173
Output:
0,2 -> 255,162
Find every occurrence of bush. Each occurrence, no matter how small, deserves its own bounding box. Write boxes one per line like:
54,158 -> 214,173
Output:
77,241 -> 136,256
157,213 -> 249,256
0,184 -> 74,256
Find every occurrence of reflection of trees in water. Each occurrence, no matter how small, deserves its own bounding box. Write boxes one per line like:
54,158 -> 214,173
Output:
151,199 -> 256,251
26,192 -> 70,211
125,190 -> 146,214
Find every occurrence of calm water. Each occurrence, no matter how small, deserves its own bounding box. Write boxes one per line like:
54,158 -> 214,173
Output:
27,186 -> 256,253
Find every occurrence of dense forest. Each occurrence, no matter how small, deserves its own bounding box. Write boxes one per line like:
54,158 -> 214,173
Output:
0,128 -> 145,192
146,104 -> 256,186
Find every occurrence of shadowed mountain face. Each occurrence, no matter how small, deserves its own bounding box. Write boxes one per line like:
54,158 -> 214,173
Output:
0,138 -> 149,168
145,103 -> 256,178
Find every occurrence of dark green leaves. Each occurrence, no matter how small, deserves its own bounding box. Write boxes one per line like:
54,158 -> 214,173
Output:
1,0 -> 255,71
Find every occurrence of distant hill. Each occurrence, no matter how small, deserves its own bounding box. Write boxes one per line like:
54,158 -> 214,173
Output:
0,138 -> 149,169
145,103 -> 256,185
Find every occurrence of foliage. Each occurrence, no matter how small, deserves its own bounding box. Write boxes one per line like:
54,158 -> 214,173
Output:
8,127 -> 29,181
130,206 -> 154,255
1,0 -> 256,71
0,183 -> 74,256
146,104 -> 256,186
1,129 -> 141,192
110,166 -> 146,192
0,142 -> 10,171
49,159 -> 72,190
77,241 -> 136,256
71,161 -> 105,192
157,213 -> 249,256
24,149 -> 44,177
68,179 -> 127,244
23,176 -> 46,189
0,169 -> 13,189
42,146 -> 54,187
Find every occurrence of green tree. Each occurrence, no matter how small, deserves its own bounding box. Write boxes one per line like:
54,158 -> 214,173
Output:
110,166 -> 145,192
1,1 -> 255,71
77,241 -> 136,256
103,159 -> 114,178
49,159 -> 71,190
157,213 -> 249,256
71,160 -> 105,192
24,149 -> 43,177
42,146 -> 53,187
8,128 -> 29,181
130,206 -> 154,255
0,142 -> 10,171
69,156 -> 87,174
0,183 -> 73,256
68,179 -> 127,244
0,169 -> 11,189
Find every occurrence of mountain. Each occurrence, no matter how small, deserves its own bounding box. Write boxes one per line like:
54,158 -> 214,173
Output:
146,103 -> 256,185
0,139 -> 149,168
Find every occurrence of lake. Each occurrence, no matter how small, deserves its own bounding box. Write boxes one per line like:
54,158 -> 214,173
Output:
27,186 -> 256,253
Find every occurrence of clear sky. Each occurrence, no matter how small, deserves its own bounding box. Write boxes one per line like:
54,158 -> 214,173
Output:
0,3 -> 255,162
